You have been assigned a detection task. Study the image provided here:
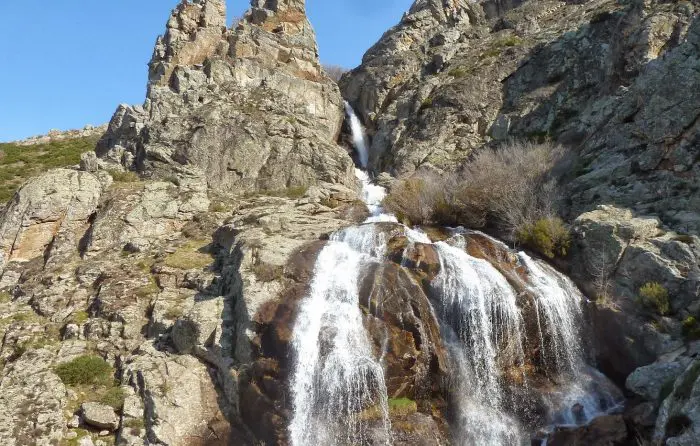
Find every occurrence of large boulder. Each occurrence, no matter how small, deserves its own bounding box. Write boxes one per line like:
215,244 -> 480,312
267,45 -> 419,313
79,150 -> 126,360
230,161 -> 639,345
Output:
81,402 -> 119,431
654,360 -> 700,446
572,205 -> 699,382
626,357 -> 693,402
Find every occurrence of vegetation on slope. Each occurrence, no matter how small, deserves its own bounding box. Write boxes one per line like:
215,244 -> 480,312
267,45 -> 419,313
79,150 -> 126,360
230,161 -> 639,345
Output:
0,135 -> 99,202
383,141 -> 571,258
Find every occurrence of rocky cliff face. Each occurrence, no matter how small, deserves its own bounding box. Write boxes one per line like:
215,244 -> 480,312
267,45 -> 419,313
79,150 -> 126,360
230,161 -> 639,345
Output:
97,0 -> 355,195
342,0 -> 699,233
0,1 -> 363,445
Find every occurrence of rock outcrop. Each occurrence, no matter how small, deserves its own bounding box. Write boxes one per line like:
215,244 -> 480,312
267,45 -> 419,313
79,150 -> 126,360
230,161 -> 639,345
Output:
342,0 -> 699,234
98,0 -> 356,195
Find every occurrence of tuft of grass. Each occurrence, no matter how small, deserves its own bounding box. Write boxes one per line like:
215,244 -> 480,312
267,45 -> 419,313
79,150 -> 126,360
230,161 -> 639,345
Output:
480,48 -> 502,59
359,397 -> 417,421
99,386 -> 126,410
164,240 -> 213,270
62,428 -> 90,446
0,291 -> 11,304
164,306 -> 184,321
388,397 -> 418,416
55,355 -> 114,387
209,200 -> 231,213
70,311 -> 89,325
267,185 -> 308,199
448,67 -> 471,78
495,36 -> 524,47
0,135 -> 99,203
135,279 -> 160,299
108,169 -> 139,183
638,282 -> 670,315
516,217 -> 571,259
124,417 -> 146,435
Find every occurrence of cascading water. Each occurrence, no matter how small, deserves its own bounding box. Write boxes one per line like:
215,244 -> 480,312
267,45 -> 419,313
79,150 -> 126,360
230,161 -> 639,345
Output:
431,237 -> 526,445
289,104 -> 393,445
288,102 -> 622,446
519,253 -> 623,427
344,101 -> 370,169
289,223 -> 392,445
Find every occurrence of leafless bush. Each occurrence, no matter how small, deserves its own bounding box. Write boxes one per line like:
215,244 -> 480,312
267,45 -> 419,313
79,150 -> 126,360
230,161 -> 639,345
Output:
383,172 -> 450,226
384,141 -> 567,242
323,64 -> 349,83
461,140 -> 565,238
587,244 -> 615,303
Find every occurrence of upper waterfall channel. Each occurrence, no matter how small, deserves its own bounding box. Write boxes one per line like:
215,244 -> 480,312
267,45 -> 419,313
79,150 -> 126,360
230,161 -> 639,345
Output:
288,105 -> 623,445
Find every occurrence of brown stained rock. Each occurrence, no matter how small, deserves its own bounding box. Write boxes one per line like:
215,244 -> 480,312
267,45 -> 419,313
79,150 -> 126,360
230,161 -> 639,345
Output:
547,414 -> 629,446
360,262 -> 448,402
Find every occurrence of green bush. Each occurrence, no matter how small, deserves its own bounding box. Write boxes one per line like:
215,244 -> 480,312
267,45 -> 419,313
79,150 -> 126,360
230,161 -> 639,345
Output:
638,282 -> 670,315
682,316 -> 700,340
100,386 -> 126,410
516,217 -> 571,259
55,355 -> 114,386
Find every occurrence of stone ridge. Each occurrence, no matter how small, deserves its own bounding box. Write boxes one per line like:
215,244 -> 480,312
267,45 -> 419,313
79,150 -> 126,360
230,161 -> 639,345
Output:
6,124 -> 107,146
96,0 -> 355,195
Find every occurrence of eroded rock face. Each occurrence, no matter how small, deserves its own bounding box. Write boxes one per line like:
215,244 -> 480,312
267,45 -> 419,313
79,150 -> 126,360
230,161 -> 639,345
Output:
0,169 -> 105,274
343,0 -> 699,234
571,205 -> 699,382
98,0 -> 356,195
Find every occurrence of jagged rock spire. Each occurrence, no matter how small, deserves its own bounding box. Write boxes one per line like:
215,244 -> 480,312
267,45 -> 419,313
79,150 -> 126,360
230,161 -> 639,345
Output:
252,0 -> 306,13
98,0 -> 353,196
149,0 -> 227,87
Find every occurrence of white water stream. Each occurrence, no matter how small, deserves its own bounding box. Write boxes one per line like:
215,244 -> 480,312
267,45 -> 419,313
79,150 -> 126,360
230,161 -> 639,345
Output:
288,104 -> 621,446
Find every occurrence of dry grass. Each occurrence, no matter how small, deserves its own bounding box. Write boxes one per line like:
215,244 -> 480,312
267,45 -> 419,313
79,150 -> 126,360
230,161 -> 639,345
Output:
164,240 -> 213,270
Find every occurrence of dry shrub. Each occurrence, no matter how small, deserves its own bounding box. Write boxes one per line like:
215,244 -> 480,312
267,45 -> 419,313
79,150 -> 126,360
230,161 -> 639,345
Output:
323,64 -> 349,83
384,141 -> 569,253
383,173 -> 450,226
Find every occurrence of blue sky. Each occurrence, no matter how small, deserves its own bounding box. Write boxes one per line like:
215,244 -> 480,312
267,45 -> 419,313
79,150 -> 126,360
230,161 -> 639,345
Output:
0,0 -> 411,141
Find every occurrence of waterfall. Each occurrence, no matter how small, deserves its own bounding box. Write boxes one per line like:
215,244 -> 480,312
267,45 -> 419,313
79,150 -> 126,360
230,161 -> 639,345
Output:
288,101 -> 621,445
519,253 -> 582,375
289,113 -> 393,445
431,238 -> 526,445
289,223 -> 392,445
344,101 -> 370,169
518,253 -> 623,427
